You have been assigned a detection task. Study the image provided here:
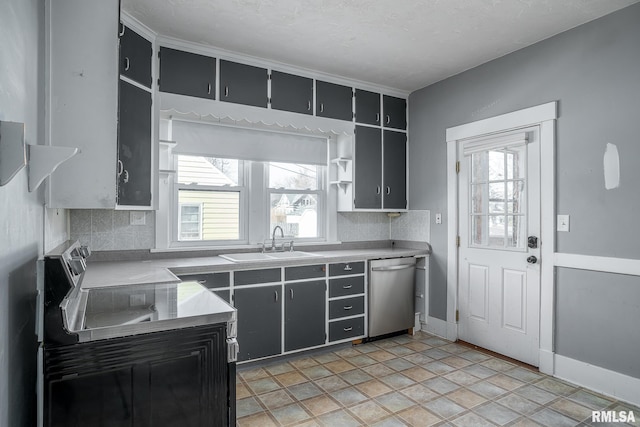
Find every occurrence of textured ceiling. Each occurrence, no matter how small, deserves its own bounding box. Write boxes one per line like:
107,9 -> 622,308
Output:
122,0 -> 638,92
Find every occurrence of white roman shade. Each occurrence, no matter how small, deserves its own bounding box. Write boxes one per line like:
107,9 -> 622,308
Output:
462,132 -> 528,156
171,120 -> 328,165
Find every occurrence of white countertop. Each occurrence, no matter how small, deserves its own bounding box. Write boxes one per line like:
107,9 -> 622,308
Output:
82,246 -> 429,288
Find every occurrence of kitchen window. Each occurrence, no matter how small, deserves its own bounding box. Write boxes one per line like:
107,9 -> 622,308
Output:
268,162 -> 325,239
161,119 -> 332,248
175,155 -> 245,243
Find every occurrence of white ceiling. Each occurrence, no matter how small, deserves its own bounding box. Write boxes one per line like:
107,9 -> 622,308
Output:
122,0 -> 638,93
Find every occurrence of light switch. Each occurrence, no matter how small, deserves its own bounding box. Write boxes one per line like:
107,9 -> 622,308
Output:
435,213 -> 442,224
557,214 -> 570,232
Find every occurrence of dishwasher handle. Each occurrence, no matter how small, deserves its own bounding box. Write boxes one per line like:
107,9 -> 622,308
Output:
371,264 -> 415,272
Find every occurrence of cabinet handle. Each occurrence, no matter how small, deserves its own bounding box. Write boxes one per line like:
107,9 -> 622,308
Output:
343,327 -> 353,332
320,103 -> 324,113
119,23 -> 125,37
117,160 -> 124,176
307,100 -> 311,111
343,265 -> 352,271
386,186 -> 391,195
225,86 -> 229,97
290,288 -> 294,299
376,113 -> 380,123
343,305 -> 353,310
274,291 -> 278,302
342,284 -> 352,289
207,83 -> 211,95
124,57 -> 130,71
123,169 -> 129,184
376,186 -> 381,195
197,279 -> 207,285
386,115 -> 391,124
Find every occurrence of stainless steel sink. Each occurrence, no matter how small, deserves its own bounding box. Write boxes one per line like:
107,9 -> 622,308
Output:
219,251 -> 321,263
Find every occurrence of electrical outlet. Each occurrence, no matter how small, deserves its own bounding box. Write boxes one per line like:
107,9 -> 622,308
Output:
130,211 -> 146,226
435,213 -> 442,224
557,214 -> 570,232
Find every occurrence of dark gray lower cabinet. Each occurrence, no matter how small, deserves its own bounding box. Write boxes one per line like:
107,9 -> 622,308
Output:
354,126 -> 382,209
43,324 -> 232,427
118,79 -> 152,206
284,281 -> 326,352
235,285 -> 281,361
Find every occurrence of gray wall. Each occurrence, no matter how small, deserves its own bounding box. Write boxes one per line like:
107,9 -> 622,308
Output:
0,1 -> 68,425
409,3 -> 640,375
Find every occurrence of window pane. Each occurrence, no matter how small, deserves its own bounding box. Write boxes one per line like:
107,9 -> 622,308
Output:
177,155 -> 240,186
506,147 -> 526,180
470,184 -> 484,214
269,163 -> 318,190
270,193 -> 318,238
471,152 -> 488,183
507,180 -> 525,213
488,215 -> 505,247
471,215 -> 486,246
507,215 -> 526,248
179,190 -> 240,241
488,150 -> 505,181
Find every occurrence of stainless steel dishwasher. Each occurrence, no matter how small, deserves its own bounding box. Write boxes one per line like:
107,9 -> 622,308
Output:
368,257 -> 417,337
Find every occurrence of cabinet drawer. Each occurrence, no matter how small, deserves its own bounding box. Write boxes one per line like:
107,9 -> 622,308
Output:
212,289 -> 230,303
178,272 -> 229,289
329,276 -> 365,297
329,296 -> 364,319
329,261 -> 365,276
285,264 -> 326,281
234,268 -> 281,286
329,317 -> 364,342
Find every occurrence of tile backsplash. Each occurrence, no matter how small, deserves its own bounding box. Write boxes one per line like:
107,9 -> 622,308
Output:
70,209 -> 430,251
70,210 -> 155,251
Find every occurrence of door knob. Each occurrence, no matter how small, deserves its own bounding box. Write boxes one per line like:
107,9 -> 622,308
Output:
527,256 -> 538,264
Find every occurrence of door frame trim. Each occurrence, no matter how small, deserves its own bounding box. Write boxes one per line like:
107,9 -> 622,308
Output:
446,101 -> 557,373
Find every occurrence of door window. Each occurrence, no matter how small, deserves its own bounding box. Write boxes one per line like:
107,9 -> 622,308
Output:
468,145 -> 527,250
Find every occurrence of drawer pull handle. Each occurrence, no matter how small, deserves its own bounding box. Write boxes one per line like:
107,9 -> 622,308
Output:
386,114 -> 391,124
343,265 -> 352,271
376,113 -> 380,123
343,305 -> 353,310
197,279 -> 207,285
343,327 -> 353,332
274,291 -> 278,302
124,57 -> 130,71
207,83 -> 212,95
290,288 -> 294,299
320,103 -> 324,113
342,284 -> 352,289
307,100 -> 311,111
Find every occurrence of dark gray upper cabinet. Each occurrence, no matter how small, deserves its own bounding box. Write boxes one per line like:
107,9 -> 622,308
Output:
219,60 -> 268,108
354,126 -> 382,209
159,47 -> 215,100
118,79 -> 152,206
355,89 -> 381,126
234,285 -> 281,362
316,80 -> 353,121
284,281 -> 326,352
270,70 -> 313,115
383,95 -> 407,130
119,24 -> 152,88
383,130 -> 407,209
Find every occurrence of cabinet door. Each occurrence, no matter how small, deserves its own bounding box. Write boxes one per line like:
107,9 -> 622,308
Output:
234,285 -> 281,361
383,95 -> 407,130
119,24 -> 152,88
354,126 -> 382,209
355,89 -> 381,126
316,80 -> 353,121
383,130 -> 407,209
284,281 -> 326,352
118,79 -> 152,206
219,60 -> 268,108
271,70 -> 313,115
159,47 -> 215,99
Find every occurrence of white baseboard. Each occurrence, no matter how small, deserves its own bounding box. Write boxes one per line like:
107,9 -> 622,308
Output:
539,348 -> 554,375
423,316 -> 449,340
554,354 -> 640,407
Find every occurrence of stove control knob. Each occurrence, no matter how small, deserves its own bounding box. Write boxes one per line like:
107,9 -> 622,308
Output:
69,256 -> 86,275
79,245 -> 91,258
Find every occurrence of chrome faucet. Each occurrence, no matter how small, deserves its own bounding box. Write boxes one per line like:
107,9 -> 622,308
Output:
271,225 -> 284,250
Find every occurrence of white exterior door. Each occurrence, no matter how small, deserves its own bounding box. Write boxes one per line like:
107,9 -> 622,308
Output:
458,127 -> 541,366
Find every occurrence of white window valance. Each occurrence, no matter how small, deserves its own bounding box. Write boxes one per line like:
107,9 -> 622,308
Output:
462,132 -> 528,157
171,119 -> 328,165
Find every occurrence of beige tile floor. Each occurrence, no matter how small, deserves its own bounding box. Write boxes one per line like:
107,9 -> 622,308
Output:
236,331 -> 639,426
